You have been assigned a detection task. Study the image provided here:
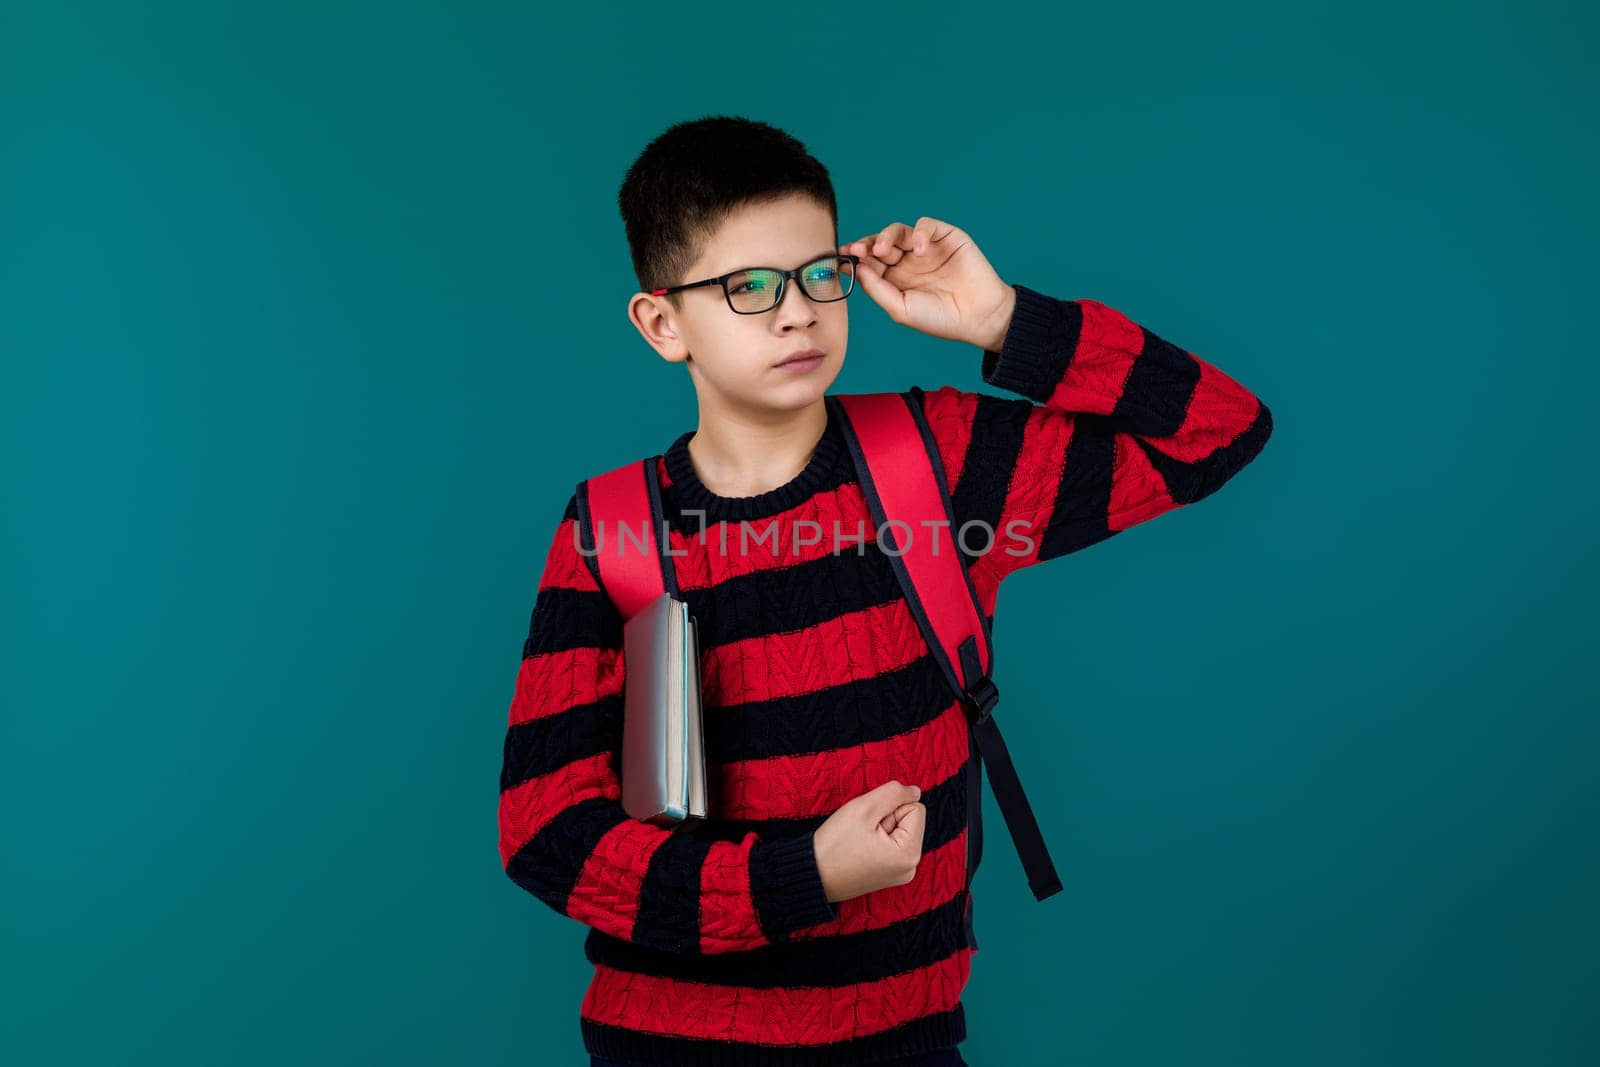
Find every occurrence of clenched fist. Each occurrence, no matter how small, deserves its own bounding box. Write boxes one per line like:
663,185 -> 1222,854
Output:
812,779 -> 927,904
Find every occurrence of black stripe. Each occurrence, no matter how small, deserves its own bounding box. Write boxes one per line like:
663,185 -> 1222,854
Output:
582,1005 -> 966,1066
504,796 -> 731,958
499,694 -> 622,792
584,889 -> 968,987
1036,412 -> 1118,563
571,483 -> 605,592
676,541 -> 906,647
706,652 -> 952,763
503,795 -> 626,916
520,585 -> 622,658
511,630 -> 990,787
948,393 -> 1032,570
631,826 -> 714,955
1137,400 -> 1274,506
660,450 -> 861,534
1111,327 -> 1201,437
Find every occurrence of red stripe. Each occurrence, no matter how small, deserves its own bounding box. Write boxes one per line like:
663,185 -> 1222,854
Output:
1046,298 -> 1143,416
544,517 -> 601,590
975,402 -> 1074,586
917,386 -> 976,498
1109,434 -> 1179,531
567,815 -> 741,946
717,701 -> 970,819
695,832 -> 769,952
498,751 -> 619,865
662,483 -> 878,587
701,599 -> 924,704
1144,358 -> 1265,462
507,645 -> 622,725
581,948 -> 974,1044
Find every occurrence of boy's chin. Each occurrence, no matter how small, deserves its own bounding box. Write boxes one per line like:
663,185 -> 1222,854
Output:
759,369 -> 839,407
703,367 -> 840,414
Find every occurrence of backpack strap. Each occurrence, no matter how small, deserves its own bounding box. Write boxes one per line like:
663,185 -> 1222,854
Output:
827,391 -> 1063,903
574,456 -> 678,621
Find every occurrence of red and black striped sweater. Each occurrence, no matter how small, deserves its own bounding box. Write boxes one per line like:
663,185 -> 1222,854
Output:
497,283 -> 1274,1065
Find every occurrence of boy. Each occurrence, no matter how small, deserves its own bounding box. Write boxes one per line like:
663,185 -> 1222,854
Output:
497,116 -> 1273,1066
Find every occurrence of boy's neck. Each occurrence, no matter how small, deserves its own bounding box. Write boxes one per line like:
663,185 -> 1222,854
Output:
684,396 -> 829,499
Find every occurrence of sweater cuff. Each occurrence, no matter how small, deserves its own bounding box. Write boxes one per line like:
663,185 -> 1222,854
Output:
979,283 -> 1084,403
749,833 -> 840,942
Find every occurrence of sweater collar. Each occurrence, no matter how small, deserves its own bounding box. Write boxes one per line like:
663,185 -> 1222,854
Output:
663,402 -> 847,524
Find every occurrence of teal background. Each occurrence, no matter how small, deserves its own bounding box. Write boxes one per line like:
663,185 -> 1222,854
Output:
4,2 -> 1596,1064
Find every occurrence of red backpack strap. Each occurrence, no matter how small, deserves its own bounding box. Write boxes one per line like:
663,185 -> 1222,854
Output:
828,392 -> 994,688
828,391 -> 1063,903
574,456 -> 677,621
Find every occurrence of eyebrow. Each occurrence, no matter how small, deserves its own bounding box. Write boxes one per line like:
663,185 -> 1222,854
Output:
720,249 -> 841,275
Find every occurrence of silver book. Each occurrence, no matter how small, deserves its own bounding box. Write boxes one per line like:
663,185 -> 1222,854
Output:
620,592 -> 707,826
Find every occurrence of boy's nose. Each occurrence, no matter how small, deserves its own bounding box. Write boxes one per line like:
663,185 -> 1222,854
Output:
773,278 -> 817,326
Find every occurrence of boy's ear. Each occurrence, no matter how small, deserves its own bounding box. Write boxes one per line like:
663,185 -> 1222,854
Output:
627,292 -> 690,365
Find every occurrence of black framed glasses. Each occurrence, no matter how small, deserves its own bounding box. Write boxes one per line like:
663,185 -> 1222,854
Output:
651,252 -> 860,315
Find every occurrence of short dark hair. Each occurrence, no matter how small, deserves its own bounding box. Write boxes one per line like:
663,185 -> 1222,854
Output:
618,116 -> 839,308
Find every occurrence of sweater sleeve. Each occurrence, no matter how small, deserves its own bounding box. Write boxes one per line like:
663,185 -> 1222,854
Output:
497,492 -> 841,954
914,283 -> 1274,589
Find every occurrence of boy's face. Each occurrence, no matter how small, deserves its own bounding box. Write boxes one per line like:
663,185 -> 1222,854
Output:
630,192 -> 847,420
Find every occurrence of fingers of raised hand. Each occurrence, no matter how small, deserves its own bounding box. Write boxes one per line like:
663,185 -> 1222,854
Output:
873,222 -> 914,264
843,223 -> 913,269
911,216 -> 952,255
842,240 -> 891,277
842,217 -> 954,268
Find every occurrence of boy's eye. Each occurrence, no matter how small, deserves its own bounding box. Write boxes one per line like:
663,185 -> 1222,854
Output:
730,273 -> 776,295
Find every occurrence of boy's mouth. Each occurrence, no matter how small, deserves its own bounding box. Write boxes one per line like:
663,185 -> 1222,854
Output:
775,348 -> 824,368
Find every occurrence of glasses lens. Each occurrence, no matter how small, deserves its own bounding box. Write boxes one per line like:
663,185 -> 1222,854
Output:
726,268 -> 784,313
801,255 -> 854,301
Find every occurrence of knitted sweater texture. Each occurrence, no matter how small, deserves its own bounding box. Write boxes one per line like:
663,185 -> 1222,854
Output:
497,284 -> 1274,1065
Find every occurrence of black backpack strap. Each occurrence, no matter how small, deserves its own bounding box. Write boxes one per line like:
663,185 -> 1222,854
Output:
957,633 -> 1063,902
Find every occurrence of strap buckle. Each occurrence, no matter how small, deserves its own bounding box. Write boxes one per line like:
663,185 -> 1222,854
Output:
961,674 -> 1000,725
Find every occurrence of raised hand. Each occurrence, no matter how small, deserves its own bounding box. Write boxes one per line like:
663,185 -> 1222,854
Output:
841,216 -> 1017,351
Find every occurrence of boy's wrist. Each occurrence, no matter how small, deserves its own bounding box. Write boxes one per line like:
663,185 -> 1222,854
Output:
749,833 -> 840,940
979,283 -> 1076,398
972,283 -> 1018,354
